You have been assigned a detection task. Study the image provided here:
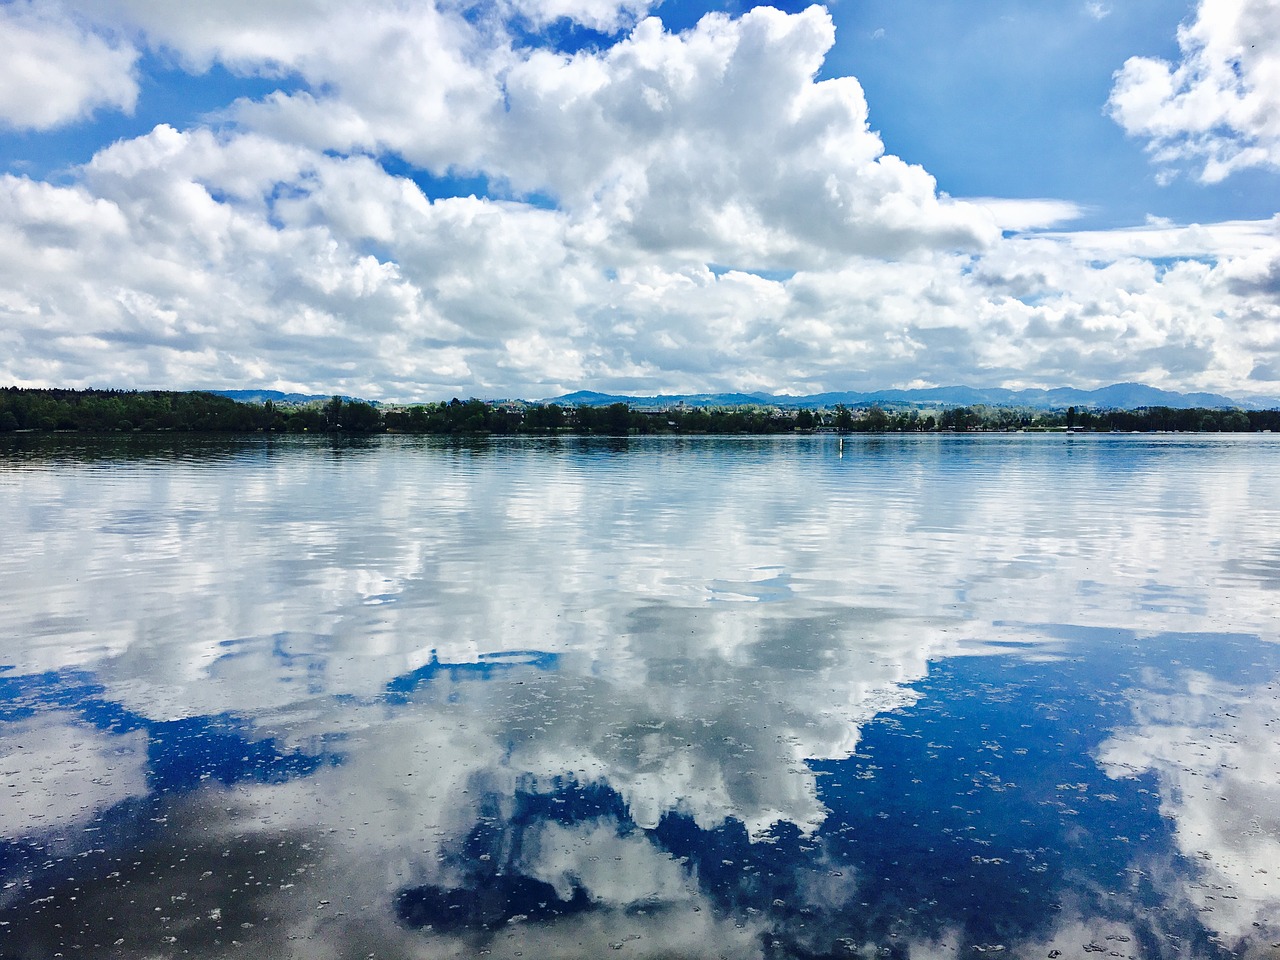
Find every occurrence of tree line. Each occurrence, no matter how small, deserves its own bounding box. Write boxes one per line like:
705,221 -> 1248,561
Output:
3,388 -> 1279,436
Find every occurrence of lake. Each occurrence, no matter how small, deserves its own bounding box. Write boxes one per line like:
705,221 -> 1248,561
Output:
2,433 -> 1279,959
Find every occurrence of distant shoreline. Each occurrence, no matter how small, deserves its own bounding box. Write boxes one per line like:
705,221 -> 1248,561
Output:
3,388 -> 1279,437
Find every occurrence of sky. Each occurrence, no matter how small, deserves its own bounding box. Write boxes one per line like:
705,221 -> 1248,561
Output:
1,0 -> 1279,401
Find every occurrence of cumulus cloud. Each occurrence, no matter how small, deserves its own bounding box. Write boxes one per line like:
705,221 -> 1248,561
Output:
62,1 -> 999,265
4,134 -> 1279,397
71,0 -> 504,174
489,7 -> 999,265
0,125 -> 592,397
0,0 -> 139,130
1108,0 -> 1280,182
1,2 -> 1278,397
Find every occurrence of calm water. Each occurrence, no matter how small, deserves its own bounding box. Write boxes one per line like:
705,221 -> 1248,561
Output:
2,433 -> 1279,959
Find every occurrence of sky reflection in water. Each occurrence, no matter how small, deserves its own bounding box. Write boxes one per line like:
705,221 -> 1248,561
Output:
1,433 -> 1279,959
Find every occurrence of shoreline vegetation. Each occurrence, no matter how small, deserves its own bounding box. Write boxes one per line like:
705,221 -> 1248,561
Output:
2,387 -> 1279,437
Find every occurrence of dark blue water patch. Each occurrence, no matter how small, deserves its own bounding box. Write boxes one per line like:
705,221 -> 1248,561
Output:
396,875 -> 593,933
0,667 -> 342,933
0,826 -> 324,957
1026,623 -> 1275,688
145,714 -> 333,793
1,667 -> 106,724
654,813 -> 808,910
809,656 -> 1166,950
461,779 -> 633,868
516,777 -> 632,826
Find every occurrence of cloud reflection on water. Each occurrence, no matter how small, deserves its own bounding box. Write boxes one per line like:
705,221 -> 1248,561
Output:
1100,667 -> 1280,944
0,712 -> 148,839
2,434 -> 1280,957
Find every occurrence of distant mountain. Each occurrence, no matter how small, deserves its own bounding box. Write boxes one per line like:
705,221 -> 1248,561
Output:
544,382 -> 1273,411
210,389 -> 379,406
550,390 -> 769,408
207,383 -> 1278,412
1240,395 -> 1280,410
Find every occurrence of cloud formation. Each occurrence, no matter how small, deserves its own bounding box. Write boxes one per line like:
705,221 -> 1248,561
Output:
0,0 -> 139,131
0,1 -> 1278,397
1109,0 -> 1280,182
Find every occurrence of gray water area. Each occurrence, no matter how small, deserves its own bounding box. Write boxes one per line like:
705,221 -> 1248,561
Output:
1,433 -> 1278,959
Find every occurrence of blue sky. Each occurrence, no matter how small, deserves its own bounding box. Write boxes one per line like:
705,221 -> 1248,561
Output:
1,0 -> 1279,399
830,0 -> 1280,226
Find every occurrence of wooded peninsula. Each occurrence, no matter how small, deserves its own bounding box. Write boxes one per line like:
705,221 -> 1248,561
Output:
2,387 -> 1278,436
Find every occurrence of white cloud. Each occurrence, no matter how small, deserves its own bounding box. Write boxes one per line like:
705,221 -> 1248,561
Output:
0,0 -> 139,130
63,3 -> 998,266
1040,215 -> 1280,259
0,125 -> 594,397
5,131 -> 1280,397
1108,0 -> 1280,181
965,197 -> 1085,232
492,7 -> 998,265
66,0 -> 505,172
5,126 -> 1280,397
1,3 -> 1279,398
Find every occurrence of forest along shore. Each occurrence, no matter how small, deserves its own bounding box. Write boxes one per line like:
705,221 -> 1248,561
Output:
2,387 -> 1278,436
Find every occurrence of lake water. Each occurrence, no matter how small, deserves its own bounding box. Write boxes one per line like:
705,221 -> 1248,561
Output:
2,433 -> 1279,959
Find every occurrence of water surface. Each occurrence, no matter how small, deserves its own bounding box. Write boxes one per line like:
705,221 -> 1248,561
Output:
2,434 -> 1279,958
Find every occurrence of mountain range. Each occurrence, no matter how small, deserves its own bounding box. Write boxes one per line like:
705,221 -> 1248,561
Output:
209,383 -> 1280,411
544,383 -> 1280,411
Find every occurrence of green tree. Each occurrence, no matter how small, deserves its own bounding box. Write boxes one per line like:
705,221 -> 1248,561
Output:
833,404 -> 853,433
605,402 -> 631,435
861,406 -> 889,432
325,395 -> 344,430
341,400 -> 382,432
1221,410 -> 1250,432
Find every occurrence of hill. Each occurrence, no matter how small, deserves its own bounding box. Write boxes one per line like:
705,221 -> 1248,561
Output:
544,382 -> 1278,411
